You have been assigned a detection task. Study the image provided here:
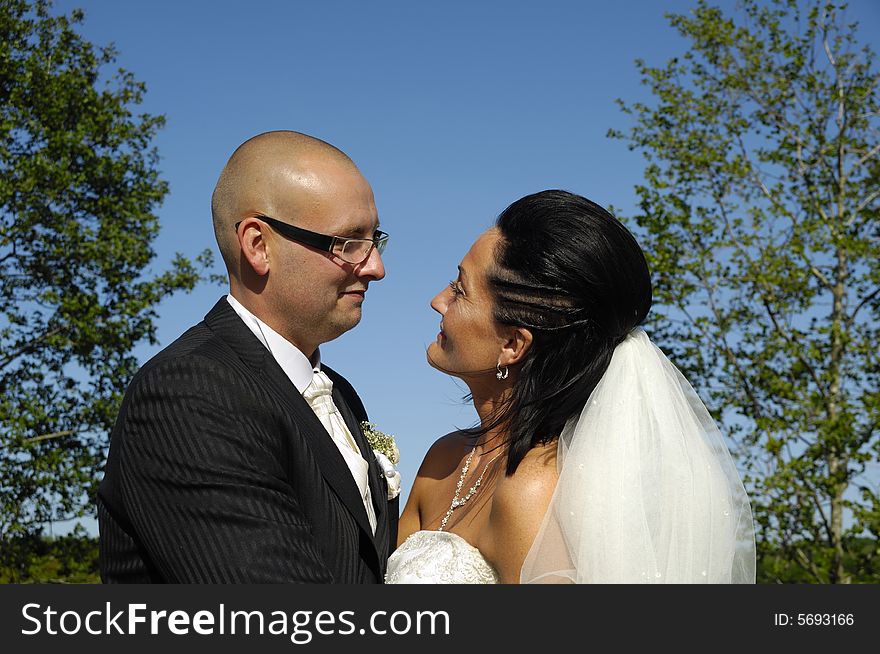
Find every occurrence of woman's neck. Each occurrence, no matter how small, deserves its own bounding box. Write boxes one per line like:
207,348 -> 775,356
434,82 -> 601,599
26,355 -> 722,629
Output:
469,385 -> 511,449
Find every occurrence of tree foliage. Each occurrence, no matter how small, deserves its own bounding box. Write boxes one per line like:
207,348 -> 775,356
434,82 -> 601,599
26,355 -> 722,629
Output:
0,0 -> 212,559
610,0 -> 879,582
0,526 -> 99,583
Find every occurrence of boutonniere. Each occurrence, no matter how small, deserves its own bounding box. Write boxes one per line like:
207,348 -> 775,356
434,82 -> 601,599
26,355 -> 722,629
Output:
361,421 -> 401,500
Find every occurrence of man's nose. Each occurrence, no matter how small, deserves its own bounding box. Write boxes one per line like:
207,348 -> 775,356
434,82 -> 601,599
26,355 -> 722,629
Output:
357,245 -> 385,280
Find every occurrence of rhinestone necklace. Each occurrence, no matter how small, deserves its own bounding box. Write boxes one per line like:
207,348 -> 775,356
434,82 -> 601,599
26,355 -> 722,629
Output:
438,446 -> 503,531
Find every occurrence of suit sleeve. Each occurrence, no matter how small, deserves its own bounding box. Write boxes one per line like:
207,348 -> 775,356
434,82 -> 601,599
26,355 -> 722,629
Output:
116,355 -> 332,583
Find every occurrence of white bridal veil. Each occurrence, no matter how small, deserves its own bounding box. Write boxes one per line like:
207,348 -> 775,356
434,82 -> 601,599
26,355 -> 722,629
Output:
520,329 -> 756,583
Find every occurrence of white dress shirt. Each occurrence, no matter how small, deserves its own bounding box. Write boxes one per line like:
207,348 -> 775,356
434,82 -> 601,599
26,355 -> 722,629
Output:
226,295 -> 377,534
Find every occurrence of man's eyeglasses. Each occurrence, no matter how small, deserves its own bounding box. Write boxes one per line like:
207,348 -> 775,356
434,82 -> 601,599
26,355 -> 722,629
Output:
235,215 -> 389,265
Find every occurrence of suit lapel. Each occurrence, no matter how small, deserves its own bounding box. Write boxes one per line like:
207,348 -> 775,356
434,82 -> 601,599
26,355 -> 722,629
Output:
203,299 -> 379,551
331,385 -> 389,559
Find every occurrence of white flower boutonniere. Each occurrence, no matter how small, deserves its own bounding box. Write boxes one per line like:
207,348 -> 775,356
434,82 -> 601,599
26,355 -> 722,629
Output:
361,421 -> 401,500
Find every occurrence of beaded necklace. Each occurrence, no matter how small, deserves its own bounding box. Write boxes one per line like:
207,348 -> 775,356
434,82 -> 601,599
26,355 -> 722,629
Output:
438,446 -> 503,531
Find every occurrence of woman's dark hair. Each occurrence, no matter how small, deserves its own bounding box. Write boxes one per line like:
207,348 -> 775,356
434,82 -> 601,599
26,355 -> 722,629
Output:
487,189 -> 652,475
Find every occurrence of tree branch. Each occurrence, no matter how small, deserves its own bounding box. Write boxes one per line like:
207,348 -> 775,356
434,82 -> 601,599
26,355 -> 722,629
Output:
821,11 -> 838,69
761,297 -> 827,395
679,299 -> 766,424
849,285 -> 880,325
709,175 -> 829,400
0,326 -> 63,370
21,430 -> 76,445
677,216 -> 769,426
732,131 -> 835,290
855,188 -> 880,217
806,479 -> 832,542
795,546 -> 826,583
854,141 -> 880,169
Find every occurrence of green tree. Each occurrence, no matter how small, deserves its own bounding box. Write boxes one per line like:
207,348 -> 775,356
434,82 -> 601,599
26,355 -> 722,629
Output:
0,526 -> 99,584
0,0 -> 212,575
610,0 -> 879,583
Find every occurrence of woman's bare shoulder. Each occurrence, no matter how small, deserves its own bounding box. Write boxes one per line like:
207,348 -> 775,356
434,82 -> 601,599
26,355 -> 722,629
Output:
415,430 -> 472,479
397,431 -> 471,545
483,440 -> 559,583
494,439 -> 558,507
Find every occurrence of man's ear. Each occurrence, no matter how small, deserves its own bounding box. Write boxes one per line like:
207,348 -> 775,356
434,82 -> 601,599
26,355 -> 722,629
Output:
237,218 -> 270,276
499,327 -> 533,367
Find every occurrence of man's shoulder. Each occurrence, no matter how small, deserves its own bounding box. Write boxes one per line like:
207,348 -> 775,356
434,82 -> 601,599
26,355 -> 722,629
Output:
138,320 -> 220,374
131,299 -> 247,386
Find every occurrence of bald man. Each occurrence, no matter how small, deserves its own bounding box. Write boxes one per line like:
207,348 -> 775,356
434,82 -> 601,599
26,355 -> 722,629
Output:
97,131 -> 397,583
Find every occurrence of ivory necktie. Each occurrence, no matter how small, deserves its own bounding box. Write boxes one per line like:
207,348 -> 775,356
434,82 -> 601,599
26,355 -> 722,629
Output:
302,370 -> 377,534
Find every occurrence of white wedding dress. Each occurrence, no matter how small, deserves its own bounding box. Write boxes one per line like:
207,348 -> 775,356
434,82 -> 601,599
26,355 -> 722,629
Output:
385,530 -> 499,584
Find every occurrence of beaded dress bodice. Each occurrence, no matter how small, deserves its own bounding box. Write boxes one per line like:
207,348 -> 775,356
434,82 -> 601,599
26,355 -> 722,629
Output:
385,531 -> 500,584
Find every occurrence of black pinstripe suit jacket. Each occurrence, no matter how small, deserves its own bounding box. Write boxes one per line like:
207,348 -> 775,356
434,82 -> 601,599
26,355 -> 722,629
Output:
97,298 -> 398,583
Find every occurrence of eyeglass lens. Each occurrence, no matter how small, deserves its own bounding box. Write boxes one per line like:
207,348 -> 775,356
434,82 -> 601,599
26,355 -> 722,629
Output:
338,236 -> 386,263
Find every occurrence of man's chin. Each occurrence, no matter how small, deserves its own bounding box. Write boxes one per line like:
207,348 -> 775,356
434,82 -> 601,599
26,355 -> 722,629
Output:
327,311 -> 362,339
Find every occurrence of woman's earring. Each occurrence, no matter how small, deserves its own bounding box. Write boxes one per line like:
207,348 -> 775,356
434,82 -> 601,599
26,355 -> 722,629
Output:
496,363 -> 509,381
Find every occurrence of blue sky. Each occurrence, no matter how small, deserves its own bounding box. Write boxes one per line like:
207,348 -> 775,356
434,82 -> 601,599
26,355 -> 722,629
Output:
48,0 -> 880,531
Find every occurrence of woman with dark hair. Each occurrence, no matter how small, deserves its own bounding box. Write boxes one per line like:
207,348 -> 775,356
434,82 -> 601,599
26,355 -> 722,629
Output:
385,190 -> 755,584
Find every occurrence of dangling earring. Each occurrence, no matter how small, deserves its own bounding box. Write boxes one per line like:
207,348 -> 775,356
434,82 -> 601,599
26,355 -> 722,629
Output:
495,363 -> 509,380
